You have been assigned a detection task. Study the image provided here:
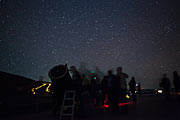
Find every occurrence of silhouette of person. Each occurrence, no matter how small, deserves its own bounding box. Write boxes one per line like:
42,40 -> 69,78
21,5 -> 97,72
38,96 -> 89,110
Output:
160,74 -> 171,99
90,75 -> 97,105
107,70 -> 119,111
128,77 -> 137,102
173,71 -> 180,100
70,66 -> 82,102
137,82 -> 141,96
116,67 -> 129,113
80,74 -> 90,115
101,76 -> 108,105
69,66 -> 83,118
82,74 -> 90,90
95,76 -> 103,106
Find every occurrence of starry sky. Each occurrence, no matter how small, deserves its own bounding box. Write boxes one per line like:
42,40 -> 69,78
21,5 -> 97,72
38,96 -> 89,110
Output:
1,0 -> 180,88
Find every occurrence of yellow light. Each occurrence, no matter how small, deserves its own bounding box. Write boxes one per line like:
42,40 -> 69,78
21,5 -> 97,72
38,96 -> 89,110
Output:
177,92 -> 180,95
31,83 -> 47,94
32,88 -> 36,94
126,94 -> 130,99
46,83 -> 51,93
35,83 -> 47,90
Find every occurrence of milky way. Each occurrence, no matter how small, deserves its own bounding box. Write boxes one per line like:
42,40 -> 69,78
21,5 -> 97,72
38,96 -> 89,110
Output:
0,0 -> 180,88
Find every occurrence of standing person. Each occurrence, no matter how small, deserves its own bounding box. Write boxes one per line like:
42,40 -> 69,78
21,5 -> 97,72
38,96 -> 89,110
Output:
173,71 -> 180,100
107,70 -> 119,111
96,77 -> 103,106
101,76 -> 108,105
137,82 -> 141,96
160,74 -> 171,100
90,75 -> 97,105
70,66 -> 82,118
128,77 -> 136,102
116,67 -> 129,113
80,74 -> 90,115
70,66 -> 82,103
82,74 -> 90,90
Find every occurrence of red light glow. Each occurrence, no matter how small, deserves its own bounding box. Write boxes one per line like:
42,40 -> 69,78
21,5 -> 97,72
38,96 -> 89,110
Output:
96,93 -> 134,109
96,101 -> 134,109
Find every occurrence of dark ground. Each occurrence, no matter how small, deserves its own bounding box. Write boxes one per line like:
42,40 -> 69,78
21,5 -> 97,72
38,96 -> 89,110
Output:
2,94 -> 180,120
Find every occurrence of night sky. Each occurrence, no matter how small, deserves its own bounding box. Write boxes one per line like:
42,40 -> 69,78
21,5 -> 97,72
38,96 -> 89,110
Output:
1,0 -> 180,88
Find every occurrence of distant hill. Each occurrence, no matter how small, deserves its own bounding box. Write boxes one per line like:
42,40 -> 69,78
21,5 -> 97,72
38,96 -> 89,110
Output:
0,71 -> 40,98
0,71 -> 52,114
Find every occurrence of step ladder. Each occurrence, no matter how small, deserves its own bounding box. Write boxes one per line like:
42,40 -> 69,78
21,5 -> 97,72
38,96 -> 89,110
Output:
60,90 -> 75,120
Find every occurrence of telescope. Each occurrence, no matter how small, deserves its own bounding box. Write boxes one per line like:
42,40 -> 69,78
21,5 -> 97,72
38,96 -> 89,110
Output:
49,64 -> 69,80
48,64 -> 73,91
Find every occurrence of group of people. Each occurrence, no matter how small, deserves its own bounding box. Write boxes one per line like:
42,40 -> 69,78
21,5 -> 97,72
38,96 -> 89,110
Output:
49,65 -> 139,114
70,66 -> 138,112
101,67 -> 138,112
160,71 -> 180,100
49,64 -> 180,115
